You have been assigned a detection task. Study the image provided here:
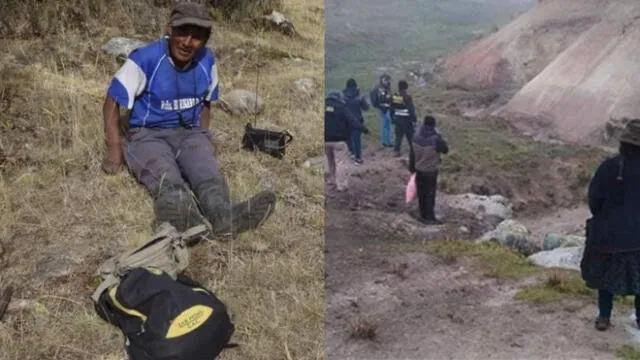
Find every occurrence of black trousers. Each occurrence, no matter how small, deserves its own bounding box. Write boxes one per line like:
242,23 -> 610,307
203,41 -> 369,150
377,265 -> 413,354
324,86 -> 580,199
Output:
394,120 -> 414,153
416,170 -> 438,220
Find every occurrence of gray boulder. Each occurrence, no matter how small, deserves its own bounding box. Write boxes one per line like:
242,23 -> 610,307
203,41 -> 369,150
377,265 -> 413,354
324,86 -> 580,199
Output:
445,193 -> 513,221
527,246 -> 584,271
542,233 -> 586,251
477,219 -> 539,256
264,10 -> 298,37
293,78 -> 317,93
219,89 -> 264,115
103,37 -> 148,62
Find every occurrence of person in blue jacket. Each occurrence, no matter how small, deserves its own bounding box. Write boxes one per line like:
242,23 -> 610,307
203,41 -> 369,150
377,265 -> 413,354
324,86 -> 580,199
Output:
370,73 -> 393,148
100,2 -> 276,238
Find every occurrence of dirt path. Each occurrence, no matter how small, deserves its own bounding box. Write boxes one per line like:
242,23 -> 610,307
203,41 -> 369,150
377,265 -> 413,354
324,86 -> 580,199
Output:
325,147 -> 636,360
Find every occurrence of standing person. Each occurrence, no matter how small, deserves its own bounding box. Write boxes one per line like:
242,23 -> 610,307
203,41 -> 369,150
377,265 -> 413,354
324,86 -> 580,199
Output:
325,90 -> 362,192
581,119 -> 640,331
370,73 -> 393,148
101,2 -> 276,238
342,78 -> 369,165
409,115 -> 449,225
391,80 -> 417,157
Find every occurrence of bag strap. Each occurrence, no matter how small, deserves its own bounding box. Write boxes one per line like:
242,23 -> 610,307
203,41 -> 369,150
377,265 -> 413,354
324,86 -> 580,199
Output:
91,224 -> 208,304
180,224 -> 208,242
91,274 -> 120,303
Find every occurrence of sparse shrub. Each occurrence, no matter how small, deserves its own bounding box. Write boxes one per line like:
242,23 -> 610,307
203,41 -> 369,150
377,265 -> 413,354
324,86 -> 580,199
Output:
514,269 -> 594,304
348,317 -> 377,340
616,345 -> 640,360
391,262 -> 409,279
208,0 -> 283,20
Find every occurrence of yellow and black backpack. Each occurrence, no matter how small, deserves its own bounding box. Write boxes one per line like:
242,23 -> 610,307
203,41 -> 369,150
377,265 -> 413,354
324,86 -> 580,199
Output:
91,223 -> 236,359
94,267 -> 236,360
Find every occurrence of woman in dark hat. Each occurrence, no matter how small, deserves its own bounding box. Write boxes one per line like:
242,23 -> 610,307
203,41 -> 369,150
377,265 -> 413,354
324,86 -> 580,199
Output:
581,119 -> 640,331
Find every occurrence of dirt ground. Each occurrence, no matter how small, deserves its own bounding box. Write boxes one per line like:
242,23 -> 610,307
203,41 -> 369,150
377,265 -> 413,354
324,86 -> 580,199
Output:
325,145 -> 637,360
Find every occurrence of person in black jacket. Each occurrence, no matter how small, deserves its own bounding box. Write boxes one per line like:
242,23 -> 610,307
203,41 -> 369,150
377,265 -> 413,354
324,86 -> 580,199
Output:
391,80 -> 417,157
342,78 -> 370,165
325,90 -> 362,192
581,119 -> 640,331
409,115 -> 449,224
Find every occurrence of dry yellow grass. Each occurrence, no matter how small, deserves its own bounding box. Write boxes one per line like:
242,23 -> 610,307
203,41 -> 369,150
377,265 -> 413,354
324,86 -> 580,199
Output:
0,0 -> 324,359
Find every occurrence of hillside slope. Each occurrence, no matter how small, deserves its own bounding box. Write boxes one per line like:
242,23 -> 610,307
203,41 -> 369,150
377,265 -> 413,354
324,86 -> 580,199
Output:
439,0 -> 640,146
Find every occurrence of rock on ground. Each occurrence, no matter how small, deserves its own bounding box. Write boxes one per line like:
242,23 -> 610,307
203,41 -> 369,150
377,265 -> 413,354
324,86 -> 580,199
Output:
293,78 -> 317,93
103,37 -> 148,60
264,10 -> 298,37
35,254 -> 75,281
219,89 -> 264,115
527,246 -> 584,271
542,233 -> 586,251
446,193 -> 513,221
478,219 -> 539,256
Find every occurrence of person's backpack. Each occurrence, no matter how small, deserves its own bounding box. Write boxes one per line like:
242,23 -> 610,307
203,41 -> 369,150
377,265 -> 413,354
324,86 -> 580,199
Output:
91,222 -> 207,303
90,222 -> 236,359
94,267 -> 236,360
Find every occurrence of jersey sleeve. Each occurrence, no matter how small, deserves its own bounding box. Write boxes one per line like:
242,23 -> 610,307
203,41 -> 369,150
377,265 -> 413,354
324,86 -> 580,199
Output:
201,48 -> 220,102
205,50 -> 219,102
106,49 -> 148,109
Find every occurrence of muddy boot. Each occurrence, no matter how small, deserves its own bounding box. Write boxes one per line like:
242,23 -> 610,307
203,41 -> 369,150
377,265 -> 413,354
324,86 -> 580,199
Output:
153,183 -> 209,244
194,178 -> 276,239
595,316 -> 610,331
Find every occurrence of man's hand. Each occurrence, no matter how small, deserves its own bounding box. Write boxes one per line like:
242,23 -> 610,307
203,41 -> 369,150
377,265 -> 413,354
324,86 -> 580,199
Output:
102,143 -> 123,175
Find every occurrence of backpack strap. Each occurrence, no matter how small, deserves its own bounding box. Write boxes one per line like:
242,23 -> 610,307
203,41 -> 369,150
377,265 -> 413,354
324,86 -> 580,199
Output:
91,274 -> 120,303
90,223 -> 209,304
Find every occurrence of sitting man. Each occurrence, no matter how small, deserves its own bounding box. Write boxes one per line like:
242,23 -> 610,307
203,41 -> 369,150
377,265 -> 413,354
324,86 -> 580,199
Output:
101,2 -> 276,238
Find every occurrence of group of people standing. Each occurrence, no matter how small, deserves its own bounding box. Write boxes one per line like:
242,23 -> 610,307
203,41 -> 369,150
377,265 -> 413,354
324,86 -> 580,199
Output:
325,71 -> 640,333
324,73 -> 449,225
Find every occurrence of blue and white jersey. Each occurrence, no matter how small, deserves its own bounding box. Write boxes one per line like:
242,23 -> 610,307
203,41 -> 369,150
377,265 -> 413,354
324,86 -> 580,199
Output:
107,39 -> 219,129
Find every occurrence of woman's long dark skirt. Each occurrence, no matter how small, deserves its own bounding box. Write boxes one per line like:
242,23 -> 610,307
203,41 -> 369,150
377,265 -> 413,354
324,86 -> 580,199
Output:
581,245 -> 640,295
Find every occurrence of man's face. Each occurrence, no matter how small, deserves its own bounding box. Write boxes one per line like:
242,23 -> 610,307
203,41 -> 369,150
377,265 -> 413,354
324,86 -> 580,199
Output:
167,25 -> 209,64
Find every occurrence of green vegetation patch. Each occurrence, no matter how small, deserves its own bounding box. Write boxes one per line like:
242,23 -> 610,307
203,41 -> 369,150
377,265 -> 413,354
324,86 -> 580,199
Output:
616,345 -> 640,360
402,239 -> 540,280
514,269 -> 594,304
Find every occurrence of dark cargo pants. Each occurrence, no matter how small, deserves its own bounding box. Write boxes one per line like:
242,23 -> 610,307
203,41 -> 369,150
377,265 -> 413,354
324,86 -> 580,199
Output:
416,170 -> 438,221
122,127 -> 221,197
394,118 -> 414,154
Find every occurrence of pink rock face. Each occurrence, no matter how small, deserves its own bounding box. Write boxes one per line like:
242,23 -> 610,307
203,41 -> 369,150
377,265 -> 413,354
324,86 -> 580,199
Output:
498,21 -> 640,145
440,0 -> 640,146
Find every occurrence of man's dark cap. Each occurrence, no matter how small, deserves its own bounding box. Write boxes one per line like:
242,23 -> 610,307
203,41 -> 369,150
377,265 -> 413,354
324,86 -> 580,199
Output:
170,3 -> 212,28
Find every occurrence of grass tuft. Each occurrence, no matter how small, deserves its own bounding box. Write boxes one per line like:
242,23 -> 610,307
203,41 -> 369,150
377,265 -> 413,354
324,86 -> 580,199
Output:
514,269 -> 594,304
